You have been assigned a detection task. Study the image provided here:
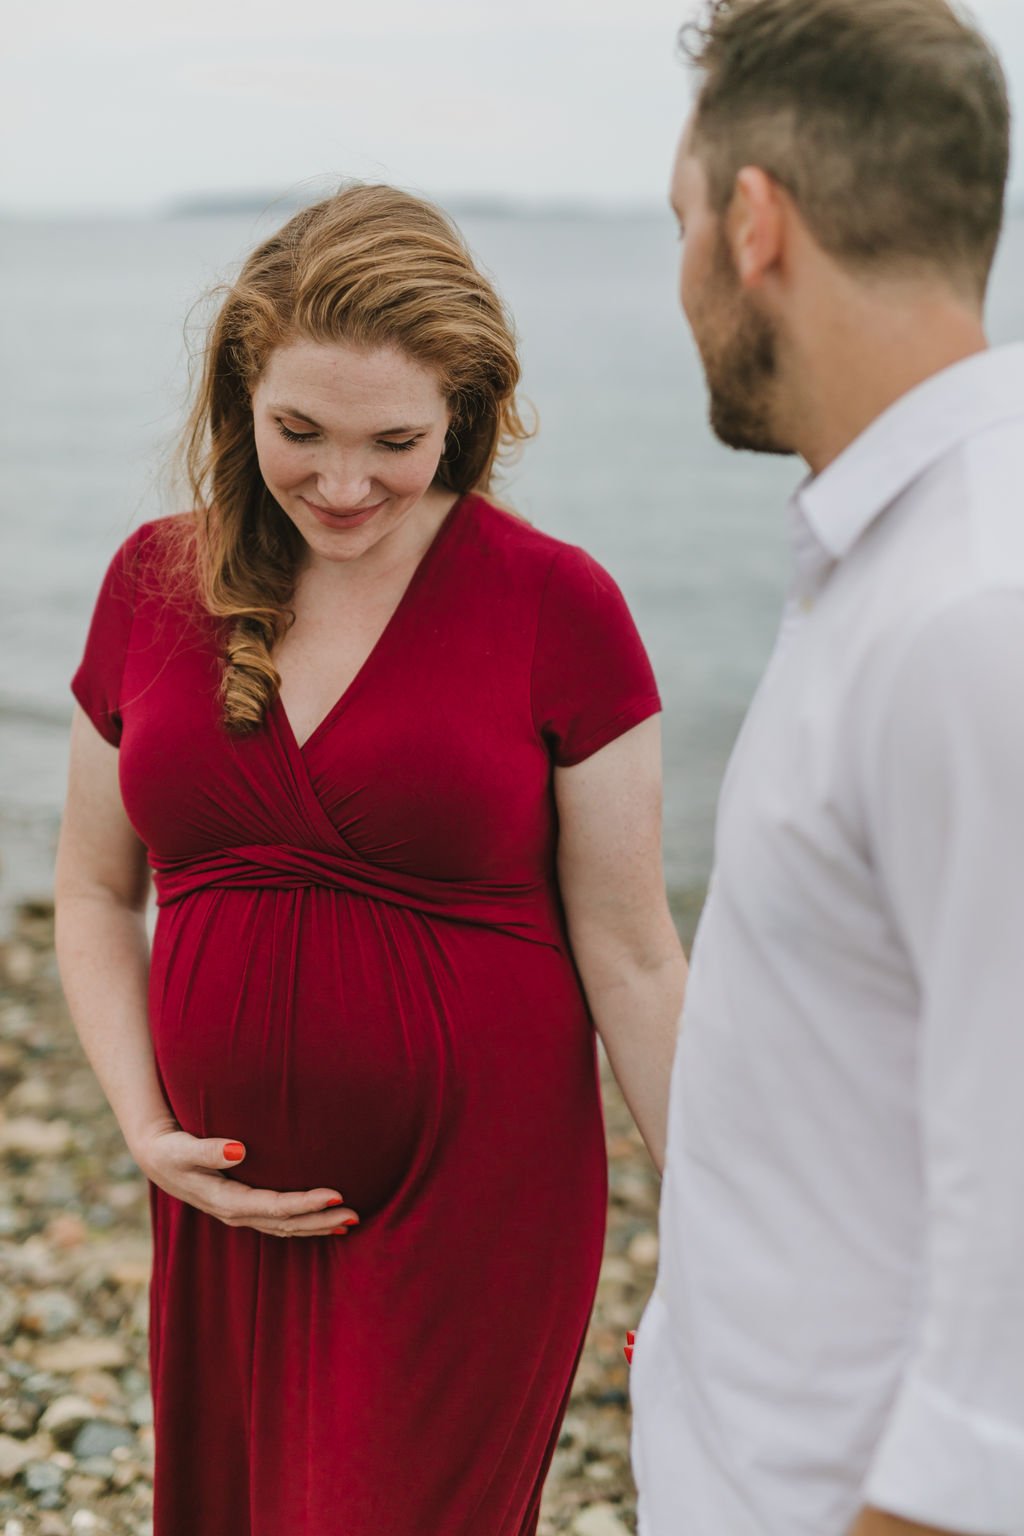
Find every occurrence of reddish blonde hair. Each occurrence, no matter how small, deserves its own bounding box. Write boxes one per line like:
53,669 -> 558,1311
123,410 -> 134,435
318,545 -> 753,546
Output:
177,183 -> 532,732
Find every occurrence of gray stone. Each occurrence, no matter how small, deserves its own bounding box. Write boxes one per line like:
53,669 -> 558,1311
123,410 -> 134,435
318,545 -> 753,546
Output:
71,1420 -> 135,1459
22,1459 -> 65,1494
19,1290 -> 80,1338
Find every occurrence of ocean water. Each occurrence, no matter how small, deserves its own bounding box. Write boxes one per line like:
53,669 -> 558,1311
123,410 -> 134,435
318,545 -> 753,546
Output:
1,210 -> 1022,924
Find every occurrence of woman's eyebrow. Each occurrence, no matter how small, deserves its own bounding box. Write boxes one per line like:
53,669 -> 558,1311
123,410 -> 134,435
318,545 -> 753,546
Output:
270,404 -> 429,435
272,404 -> 321,427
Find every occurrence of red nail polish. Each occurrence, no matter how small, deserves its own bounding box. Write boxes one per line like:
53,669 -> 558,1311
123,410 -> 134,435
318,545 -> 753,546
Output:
325,1198 -> 344,1207
624,1345 -> 634,1364
224,1142 -> 245,1162
626,1331 -> 636,1346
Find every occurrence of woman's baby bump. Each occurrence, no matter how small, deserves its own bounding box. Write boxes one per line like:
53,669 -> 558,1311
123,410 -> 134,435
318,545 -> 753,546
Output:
148,890 -> 455,1215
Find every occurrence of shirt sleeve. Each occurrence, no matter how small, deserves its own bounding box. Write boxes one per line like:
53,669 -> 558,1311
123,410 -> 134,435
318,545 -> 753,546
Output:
862,590 -> 1024,1533
531,544 -> 661,767
70,528 -> 144,747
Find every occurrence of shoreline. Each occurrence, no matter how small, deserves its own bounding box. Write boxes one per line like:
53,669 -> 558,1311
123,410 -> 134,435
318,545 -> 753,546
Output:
0,896 -> 693,1534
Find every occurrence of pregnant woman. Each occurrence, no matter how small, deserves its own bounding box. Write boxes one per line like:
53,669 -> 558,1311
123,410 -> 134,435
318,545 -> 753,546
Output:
54,185 -> 686,1536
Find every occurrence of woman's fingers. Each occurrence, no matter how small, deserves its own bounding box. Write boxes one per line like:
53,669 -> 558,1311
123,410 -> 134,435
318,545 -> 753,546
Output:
144,1130 -> 359,1235
210,1179 -> 358,1230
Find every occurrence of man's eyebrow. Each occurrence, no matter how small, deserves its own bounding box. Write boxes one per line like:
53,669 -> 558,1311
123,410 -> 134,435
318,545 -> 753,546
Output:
269,405 -> 430,435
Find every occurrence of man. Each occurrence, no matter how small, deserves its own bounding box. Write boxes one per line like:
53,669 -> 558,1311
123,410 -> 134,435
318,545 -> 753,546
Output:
630,2 -> 1024,1534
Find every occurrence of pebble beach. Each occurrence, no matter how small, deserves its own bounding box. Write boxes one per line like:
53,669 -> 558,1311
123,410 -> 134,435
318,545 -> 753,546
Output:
0,893 -> 701,1535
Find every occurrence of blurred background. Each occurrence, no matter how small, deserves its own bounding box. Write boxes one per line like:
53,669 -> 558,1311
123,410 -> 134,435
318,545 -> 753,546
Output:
1,0 -> 1019,930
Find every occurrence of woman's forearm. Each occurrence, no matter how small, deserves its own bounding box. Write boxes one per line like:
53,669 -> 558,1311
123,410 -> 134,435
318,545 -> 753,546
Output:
54,890 -> 176,1157
576,932 -> 686,1174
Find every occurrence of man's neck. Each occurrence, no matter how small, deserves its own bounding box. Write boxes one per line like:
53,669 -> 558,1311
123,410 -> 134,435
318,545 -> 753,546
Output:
782,278 -> 989,477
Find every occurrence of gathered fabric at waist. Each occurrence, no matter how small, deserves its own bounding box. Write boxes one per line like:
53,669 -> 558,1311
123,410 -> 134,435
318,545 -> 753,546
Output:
150,843 -> 564,950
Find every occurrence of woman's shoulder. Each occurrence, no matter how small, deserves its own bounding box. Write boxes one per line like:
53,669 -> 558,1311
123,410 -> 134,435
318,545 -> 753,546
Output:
100,512 -> 200,614
461,491 -> 605,588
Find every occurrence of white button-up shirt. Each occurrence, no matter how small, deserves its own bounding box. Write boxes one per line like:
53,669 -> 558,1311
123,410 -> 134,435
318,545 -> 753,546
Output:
632,345 -> 1024,1536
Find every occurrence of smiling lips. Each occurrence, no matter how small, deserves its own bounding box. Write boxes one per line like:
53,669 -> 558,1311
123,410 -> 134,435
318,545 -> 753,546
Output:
301,497 -> 386,529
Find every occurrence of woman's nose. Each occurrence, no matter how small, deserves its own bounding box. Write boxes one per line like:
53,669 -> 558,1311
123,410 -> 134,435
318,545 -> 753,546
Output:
314,455 -> 374,509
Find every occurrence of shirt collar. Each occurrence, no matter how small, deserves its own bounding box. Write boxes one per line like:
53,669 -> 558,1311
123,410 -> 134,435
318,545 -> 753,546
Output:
791,343 -> 1024,564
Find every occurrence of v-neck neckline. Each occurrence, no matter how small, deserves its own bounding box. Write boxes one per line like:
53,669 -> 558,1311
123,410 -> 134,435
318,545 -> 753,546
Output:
274,491 -> 467,756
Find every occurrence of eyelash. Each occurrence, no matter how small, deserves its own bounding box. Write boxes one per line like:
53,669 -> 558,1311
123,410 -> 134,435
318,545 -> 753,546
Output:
276,422 -> 420,452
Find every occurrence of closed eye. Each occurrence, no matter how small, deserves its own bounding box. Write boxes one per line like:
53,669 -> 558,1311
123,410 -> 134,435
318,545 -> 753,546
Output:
379,438 -> 421,453
277,422 -> 318,443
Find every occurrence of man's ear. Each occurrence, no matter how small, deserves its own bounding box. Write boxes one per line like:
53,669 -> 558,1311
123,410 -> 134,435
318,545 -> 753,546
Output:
727,167 -> 787,290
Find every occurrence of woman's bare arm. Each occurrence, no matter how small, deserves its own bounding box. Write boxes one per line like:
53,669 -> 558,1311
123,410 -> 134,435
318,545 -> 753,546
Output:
555,717 -> 687,1172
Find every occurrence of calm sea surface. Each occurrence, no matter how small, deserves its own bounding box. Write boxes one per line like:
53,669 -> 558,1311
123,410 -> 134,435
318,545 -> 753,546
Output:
1,211 -> 1022,925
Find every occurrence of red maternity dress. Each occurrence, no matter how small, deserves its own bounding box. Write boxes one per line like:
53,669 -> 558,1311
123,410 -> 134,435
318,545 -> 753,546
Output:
71,491 -> 661,1536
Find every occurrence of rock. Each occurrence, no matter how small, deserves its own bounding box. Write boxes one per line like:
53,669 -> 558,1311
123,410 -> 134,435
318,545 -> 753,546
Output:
2,944 -> 36,987
0,1434 -> 47,1481
0,1286 -> 19,1342
0,1002 -> 32,1040
71,1421 -> 135,1459
0,1208 -> 22,1238
0,1407 -> 36,1437
548,1447 -> 584,1482
74,1456 -> 115,1482
43,1214 -> 90,1249
571,1505 -> 632,1536
39,1396 -> 98,1445
0,1116 -> 73,1157
34,1338 -> 129,1374
22,1459 -> 65,1495
3,1519 -> 26,1536
586,1460 -> 616,1482
8,1235 -> 64,1285
64,1473 -> 105,1500
19,1289 -> 81,1337
5,1077 -> 55,1114
39,1514 -> 71,1536
626,1230 -> 659,1269
128,1394 -> 153,1428
70,1510 -> 110,1533
72,1369 -> 122,1405
597,1257 -> 634,1286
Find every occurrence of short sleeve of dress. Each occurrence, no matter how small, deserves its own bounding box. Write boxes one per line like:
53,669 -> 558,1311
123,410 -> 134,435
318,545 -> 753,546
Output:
70,528 -> 144,747
531,544 -> 662,768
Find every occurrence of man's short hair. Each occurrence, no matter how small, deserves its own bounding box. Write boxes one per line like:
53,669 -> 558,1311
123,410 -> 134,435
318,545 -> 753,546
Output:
682,0 -> 1011,298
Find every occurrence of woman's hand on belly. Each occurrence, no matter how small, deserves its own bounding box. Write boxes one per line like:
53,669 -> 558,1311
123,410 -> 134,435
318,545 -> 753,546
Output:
133,1123 -> 361,1238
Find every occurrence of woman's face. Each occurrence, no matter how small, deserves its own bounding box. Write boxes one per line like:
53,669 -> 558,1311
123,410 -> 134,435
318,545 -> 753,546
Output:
251,337 -> 452,566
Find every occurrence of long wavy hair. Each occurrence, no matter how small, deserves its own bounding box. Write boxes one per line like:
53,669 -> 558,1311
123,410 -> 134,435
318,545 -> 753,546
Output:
176,183 -> 533,733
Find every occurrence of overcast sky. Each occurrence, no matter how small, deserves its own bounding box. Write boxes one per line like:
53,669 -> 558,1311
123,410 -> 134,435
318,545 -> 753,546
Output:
4,0 -> 1022,215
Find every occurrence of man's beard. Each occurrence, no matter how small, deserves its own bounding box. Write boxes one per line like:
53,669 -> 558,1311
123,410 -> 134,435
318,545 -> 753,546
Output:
694,235 -> 796,457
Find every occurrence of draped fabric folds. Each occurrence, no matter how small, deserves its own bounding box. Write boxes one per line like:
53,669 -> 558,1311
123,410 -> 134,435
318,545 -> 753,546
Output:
151,844 -> 563,949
